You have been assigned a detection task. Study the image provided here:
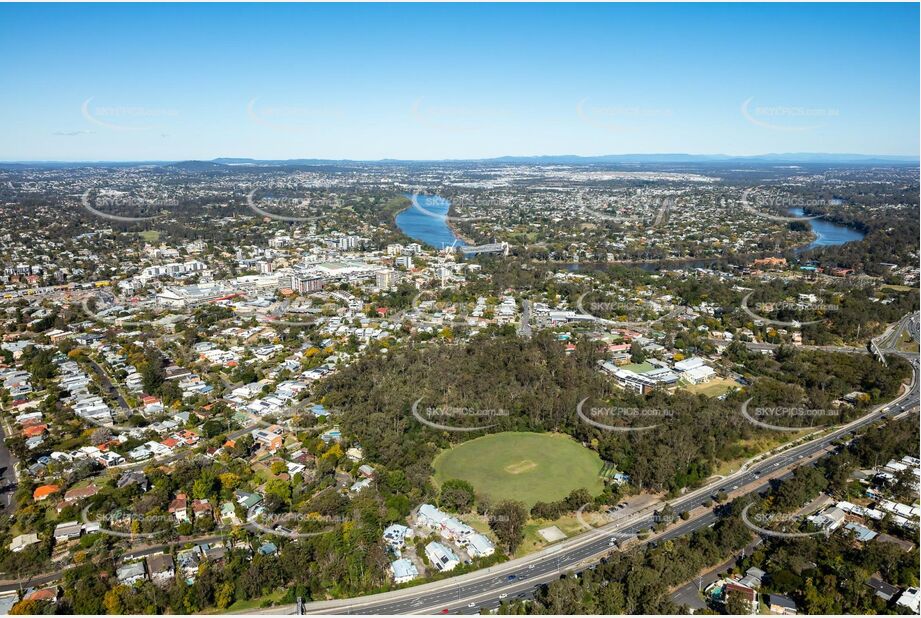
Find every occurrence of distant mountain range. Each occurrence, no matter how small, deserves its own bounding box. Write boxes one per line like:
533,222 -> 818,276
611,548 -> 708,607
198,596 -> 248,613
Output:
2,153 -> 917,168
212,153 -> 918,165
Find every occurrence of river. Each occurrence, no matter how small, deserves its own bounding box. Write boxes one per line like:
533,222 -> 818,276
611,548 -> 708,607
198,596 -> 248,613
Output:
395,194 -> 465,250
789,207 -> 865,251
394,196 -> 864,259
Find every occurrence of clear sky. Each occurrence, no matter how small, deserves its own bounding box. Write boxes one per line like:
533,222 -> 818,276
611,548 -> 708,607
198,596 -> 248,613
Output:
0,2 -> 918,161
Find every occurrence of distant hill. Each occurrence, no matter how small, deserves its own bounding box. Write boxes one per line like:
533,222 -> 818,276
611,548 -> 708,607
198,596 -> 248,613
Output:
481,153 -> 919,165
162,160 -> 234,172
3,153 -> 917,169
212,153 -> 918,165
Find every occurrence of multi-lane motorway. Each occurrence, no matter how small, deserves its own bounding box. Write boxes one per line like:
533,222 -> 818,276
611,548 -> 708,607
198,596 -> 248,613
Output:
260,349 -> 919,616
2,315 -> 917,610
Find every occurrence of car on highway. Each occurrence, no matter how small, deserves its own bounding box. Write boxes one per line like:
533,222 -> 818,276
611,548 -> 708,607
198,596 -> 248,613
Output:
467,602 -> 476,608
498,593 -> 508,600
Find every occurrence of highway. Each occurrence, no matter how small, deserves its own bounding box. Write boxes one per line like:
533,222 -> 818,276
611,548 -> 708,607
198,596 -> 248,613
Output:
873,312 -> 920,353
2,315 -> 916,609
257,350 -> 919,615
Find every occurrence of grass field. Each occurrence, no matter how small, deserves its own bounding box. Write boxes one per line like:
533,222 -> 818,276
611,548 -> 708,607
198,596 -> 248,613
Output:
432,432 -> 605,508
138,230 -> 160,242
683,377 -> 739,398
898,332 -> 920,353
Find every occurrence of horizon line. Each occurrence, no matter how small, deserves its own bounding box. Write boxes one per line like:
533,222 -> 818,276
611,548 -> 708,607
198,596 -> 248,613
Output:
2,151 -> 919,165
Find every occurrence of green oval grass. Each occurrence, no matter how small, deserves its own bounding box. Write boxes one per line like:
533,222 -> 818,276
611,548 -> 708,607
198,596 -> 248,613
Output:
432,432 -> 605,508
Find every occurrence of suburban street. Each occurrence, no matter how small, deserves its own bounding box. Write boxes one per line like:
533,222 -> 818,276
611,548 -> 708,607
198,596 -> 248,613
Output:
1,313 -> 916,611
668,538 -> 763,610
0,8 -> 917,616
0,417 -> 18,514
518,299 -> 531,337
252,348 -> 919,615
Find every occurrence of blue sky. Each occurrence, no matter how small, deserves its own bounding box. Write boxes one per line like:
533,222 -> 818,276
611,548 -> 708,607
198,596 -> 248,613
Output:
0,2 -> 918,161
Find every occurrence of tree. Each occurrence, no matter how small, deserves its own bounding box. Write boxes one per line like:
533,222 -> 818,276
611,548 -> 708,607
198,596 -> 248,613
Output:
630,341 -> 646,364
141,348 -> 165,393
215,582 -> 234,609
439,479 -> 475,513
490,501 -> 527,554
192,470 -> 218,500
264,478 -> 292,509
218,472 -> 241,495
103,586 -> 128,614
10,600 -> 52,615
725,589 -> 752,615
90,427 -> 112,445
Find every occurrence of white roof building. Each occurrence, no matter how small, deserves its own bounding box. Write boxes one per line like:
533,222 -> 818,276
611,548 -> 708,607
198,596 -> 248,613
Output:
674,357 -> 706,372
425,541 -> 460,572
9,533 -> 40,553
682,365 -> 716,384
417,504 -> 449,528
897,587 -> 921,614
390,558 -> 419,584
383,524 -> 412,552
465,533 -> 496,558
807,506 -> 846,531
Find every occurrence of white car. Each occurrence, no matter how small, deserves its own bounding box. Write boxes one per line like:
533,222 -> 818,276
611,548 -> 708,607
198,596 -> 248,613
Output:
467,602 -> 476,608
498,593 -> 508,600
